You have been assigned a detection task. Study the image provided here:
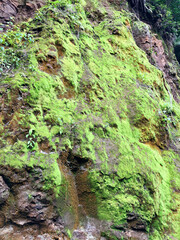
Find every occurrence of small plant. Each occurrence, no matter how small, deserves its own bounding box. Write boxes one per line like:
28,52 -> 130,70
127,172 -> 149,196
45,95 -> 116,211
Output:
159,103 -> 175,128
0,27 -> 34,48
0,25 -> 34,74
57,117 -> 64,135
28,193 -> 33,200
26,129 -> 37,149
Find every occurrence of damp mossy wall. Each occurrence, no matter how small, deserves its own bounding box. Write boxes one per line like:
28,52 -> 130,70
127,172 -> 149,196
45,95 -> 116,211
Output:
0,0 -> 179,239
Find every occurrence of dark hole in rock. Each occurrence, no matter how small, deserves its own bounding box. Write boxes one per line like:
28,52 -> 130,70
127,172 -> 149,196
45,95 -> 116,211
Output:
33,110 -> 41,116
126,212 -> 147,232
70,39 -> 75,45
32,27 -> 43,34
2,118 -> 10,125
66,153 -> 89,173
127,212 -> 137,221
18,90 -> 22,97
0,175 -> 13,189
111,223 -> 128,231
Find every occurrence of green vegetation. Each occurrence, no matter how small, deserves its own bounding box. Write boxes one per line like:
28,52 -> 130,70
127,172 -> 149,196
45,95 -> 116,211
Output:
26,129 -> 37,149
0,26 -> 34,74
147,0 -> 180,37
0,0 -> 179,239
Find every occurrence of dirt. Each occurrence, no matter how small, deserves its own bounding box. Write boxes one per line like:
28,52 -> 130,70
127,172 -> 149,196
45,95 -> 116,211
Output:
38,55 -> 61,75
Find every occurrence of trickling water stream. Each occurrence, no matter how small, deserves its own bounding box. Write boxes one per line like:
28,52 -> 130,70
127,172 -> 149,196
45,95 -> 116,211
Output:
57,150 -> 101,239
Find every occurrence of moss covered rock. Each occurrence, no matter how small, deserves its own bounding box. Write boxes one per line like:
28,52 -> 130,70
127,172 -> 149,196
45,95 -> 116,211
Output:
0,0 -> 179,239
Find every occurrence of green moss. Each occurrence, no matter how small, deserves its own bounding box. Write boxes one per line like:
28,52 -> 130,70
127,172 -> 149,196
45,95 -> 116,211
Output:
61,57 -> 83,91
0,140 -> 61,194
0,0 -> 179,238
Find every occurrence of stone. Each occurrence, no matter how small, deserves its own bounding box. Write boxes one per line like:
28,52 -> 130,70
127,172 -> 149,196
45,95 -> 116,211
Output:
16,189 -> 54,223
0,0 -> 17,20
36,234 -> 53,240
0,176 -> 9,204
0,0 -> 46,24
72,229 -> 87,240
0,212 -> 6,228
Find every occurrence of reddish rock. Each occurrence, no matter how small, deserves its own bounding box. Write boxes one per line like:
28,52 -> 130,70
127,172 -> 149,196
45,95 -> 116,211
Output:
0,166 -> 66,239
0,0 -> 46,24
132,22 -> 180,102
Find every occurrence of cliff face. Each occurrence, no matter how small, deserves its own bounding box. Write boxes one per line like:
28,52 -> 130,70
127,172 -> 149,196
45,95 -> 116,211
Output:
0,0 -> 179,239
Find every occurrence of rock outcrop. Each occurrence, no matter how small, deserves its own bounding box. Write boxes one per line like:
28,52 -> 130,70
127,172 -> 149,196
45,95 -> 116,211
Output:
0,0 -> 46,30
0,166 -> 67,239
0,0 -> 179,239
132,20 -> 180,102
0,176 -> 9,204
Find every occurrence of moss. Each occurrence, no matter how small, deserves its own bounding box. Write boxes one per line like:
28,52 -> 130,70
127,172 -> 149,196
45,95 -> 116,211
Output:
61,57 -> 83,91
0,140 -> 61,194
0,0 -> 179,238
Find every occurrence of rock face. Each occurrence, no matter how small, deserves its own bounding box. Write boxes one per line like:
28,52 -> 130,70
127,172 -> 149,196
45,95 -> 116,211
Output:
0,0 -> 179,239
0,0 -> 46,26
0,0 -> 17,20
132,21 -> 180,102
0,176 -> 9,204
0,166 -> 67,239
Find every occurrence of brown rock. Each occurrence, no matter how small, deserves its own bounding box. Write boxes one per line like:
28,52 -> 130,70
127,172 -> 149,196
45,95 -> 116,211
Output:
0,176 -> 9,204
132,21 -> 180,102
16,189 -> 54,223
0,166 -> 28,183
0,0 -> 46,24
0,0 -> 17,20
0,212 -> 6,228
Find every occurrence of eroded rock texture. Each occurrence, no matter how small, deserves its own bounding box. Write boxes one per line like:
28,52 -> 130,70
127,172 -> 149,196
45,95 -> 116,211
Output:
0,166 -> 67,239
0,176 -> 9,204
0,0 -> 46,28
132,21 -> 180,102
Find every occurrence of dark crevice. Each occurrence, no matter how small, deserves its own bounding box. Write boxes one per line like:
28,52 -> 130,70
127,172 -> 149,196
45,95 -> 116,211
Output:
0,175 -> 14,189
65,152 -> 89,173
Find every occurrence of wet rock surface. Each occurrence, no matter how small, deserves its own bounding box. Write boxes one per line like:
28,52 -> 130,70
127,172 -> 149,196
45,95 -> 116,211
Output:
0,166 -> 67,239
0,225 -> 67,240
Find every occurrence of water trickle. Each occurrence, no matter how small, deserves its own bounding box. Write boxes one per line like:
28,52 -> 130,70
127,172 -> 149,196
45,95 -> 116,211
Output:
57,150 -> 100,239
